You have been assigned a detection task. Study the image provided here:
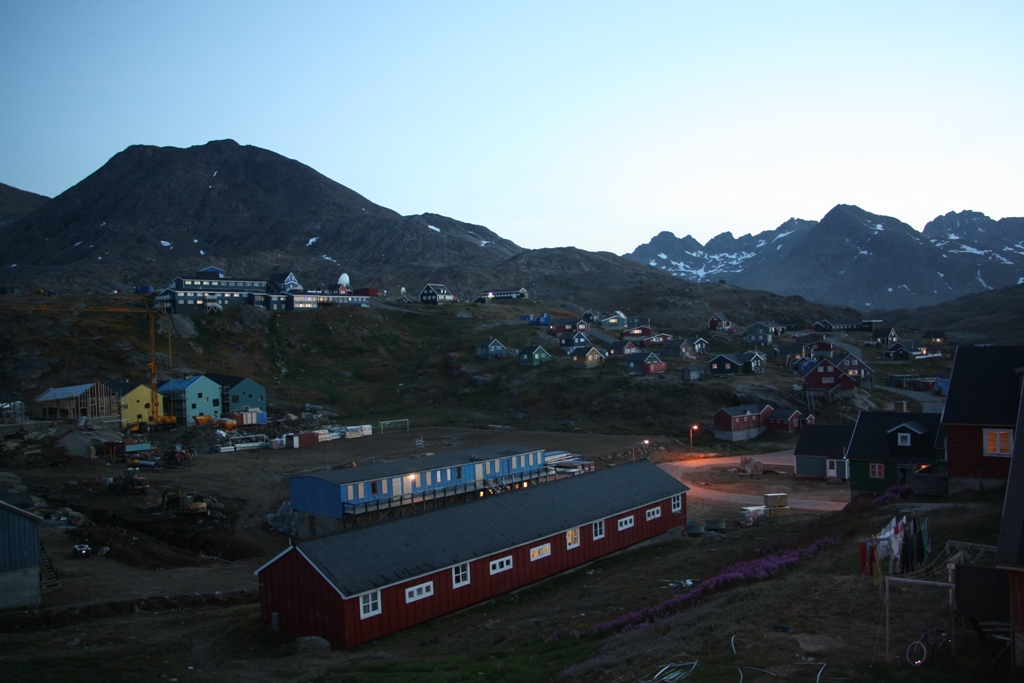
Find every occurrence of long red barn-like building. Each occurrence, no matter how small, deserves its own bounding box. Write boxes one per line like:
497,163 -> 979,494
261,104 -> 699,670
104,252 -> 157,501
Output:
255,460 -> 689,648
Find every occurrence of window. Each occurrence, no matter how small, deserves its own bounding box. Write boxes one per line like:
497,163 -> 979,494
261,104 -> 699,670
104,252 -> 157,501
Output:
646,507 -> 662,521
592,519 -> 606,540
712,363 -> 718,370
566,528 -> 580,549
405,581 -> 434,603
671,494 -> 682,513
985,429 -> 1013,456
213,399 -> 220,407
232,395 -> 239,403
359,591 -> 381,618
370,481 -> 378,495
869,463 -> 885,479
897,433 -> 911,447
452,563 -> 470,588
618,515 -> 635,531
530,543 -> 551,561
490,556 -> 513,574
191,403 -> 197,410
818,366 -> 824,373
198,392 -> 203,398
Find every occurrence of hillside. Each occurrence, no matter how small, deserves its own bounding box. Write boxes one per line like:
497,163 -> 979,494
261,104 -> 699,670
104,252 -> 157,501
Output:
0,182 -> 48,229
881,281 -> 1024,344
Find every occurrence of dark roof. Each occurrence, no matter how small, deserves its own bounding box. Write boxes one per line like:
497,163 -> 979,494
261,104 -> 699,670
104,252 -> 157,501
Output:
794,425 -> 854,458
104,380 -> 145,397
297,444 -> 544,486
520,345 -> 548,355
845,412 -> 942,463
996,383 -> 1024,568
767,409 -> 800,421
203,373 -> 246,389
275,460 -> 688,596
608,341 -> 635,351
775,344 -> 806,355
718,404 -> 771,417
942,345 -> 1024,426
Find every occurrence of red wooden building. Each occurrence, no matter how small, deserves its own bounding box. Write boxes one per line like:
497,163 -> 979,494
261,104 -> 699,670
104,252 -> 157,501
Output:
620,325 -> 652,339
766,409 -> 802,433
255,461 -> 689,649
941,345 -> 1024,489
713,404 -> 774,442
802,358 -> 856,393
707,313 -> 732,331
639,333 -> 673,347
627,352 -> 667,375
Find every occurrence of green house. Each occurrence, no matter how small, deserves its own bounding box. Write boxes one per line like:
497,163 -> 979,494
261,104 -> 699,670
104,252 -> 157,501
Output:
845,412 -> 942,496
519,345 -> 553,366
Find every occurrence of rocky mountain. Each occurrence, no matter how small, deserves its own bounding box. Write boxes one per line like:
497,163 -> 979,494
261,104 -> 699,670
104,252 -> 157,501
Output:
0,182 -> 49,229
625,206 -> 1024,309
0,140 -> 523,295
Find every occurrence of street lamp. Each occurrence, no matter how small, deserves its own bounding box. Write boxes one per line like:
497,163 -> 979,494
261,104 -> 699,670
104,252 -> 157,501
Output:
689,425 -> 699,453
632,439 -> 651,461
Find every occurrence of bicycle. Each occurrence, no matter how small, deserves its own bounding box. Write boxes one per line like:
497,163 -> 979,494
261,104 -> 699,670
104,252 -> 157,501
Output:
906,623 -> 950,666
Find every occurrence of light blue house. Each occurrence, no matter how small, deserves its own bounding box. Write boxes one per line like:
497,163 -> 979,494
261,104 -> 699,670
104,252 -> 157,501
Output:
158,375 -> 223,423
203,373 -> 267,413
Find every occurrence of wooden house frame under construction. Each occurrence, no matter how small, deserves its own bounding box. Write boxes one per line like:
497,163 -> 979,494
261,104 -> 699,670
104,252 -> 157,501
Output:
31,382 -> 119,420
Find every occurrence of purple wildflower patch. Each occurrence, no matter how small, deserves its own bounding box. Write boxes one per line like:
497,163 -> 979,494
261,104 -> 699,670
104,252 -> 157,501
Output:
589,536 -> 840,635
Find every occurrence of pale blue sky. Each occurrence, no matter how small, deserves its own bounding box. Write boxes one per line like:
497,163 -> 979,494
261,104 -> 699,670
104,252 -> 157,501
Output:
1,1 -> 1021,254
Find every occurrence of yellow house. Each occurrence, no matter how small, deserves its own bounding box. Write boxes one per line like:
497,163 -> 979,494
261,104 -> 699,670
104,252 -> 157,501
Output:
104,381 -> 164,428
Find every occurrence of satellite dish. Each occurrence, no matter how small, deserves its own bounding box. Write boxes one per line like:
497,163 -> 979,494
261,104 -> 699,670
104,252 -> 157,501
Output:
338,273 -> 350,288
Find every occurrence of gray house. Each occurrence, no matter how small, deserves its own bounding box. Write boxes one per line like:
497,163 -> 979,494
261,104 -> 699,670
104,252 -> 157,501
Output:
0,499 -> 42,610
475,339 -> 508,359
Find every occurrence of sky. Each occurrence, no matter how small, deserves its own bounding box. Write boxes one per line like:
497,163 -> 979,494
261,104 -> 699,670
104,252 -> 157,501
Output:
1,1 -> 1022,255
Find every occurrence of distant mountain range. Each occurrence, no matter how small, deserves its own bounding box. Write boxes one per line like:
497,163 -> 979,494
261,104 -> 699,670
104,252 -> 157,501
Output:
624,206 -> 1024,309
1,139 -> 1021,318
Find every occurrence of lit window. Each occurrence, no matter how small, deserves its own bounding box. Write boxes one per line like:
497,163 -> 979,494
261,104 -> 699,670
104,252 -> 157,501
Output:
566,528 -> 580,549
617,515 -> 635,531
360,591 -> 381,618
897,433 -> 911,447
405,581 -> 434,603
869,463 -> 885,479
489,556 -> 513,574
530,543 -> 551,561
452,563 -> 470,588
671,494 -> 682,513
592,519 -> 605,540
646,507 -> 662,521
985,429 -> 1013,456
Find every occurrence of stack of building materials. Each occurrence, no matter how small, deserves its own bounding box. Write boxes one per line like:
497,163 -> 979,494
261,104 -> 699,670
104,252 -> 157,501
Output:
763,492 -> 789,517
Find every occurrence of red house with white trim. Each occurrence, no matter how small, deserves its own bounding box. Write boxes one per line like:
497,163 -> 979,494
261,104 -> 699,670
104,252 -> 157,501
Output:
713,404 -> 774,441
802,358 -> 856,393
255,461 -> 689,649
941,345 -> 1024,490
708,313 -> 732,331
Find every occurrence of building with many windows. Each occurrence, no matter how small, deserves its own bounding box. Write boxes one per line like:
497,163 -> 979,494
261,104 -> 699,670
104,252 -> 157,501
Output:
256,460 -> 689,648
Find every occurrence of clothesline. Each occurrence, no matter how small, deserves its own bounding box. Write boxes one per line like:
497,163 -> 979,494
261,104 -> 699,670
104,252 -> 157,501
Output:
858,510 -> 930,584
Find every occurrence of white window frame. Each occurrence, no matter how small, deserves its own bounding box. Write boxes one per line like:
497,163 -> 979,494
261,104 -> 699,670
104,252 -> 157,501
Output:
617,515 -> 635,531
869,463 -> 885,479
592,519 -> 606,540
984,429 -> 1013,457
530,543 -> 551,561
489,556 -> 513,574
452,562 -> 470,588
566,527 -> 580,549
897,433 -> 911,447
671,494 -> 682,513
646,506 -> 662,521
359,590 -> 381,619
405,581 -> 434,603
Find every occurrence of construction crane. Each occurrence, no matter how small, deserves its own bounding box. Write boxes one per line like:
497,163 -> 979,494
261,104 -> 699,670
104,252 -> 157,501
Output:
0,296 -> 177,429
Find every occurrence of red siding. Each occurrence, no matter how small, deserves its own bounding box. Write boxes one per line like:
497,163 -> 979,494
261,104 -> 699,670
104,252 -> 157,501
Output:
263,496 -> 687,648
258,548 -> 347,647
945,425 -> 1012,479
643,362 -> 667,375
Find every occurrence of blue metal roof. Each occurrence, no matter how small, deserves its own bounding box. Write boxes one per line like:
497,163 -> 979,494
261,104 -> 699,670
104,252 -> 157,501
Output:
34,383 -> 96,402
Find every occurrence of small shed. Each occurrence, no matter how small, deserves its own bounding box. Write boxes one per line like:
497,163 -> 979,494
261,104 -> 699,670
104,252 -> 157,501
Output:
681,365 -> 702,382
793,424 -> 853,478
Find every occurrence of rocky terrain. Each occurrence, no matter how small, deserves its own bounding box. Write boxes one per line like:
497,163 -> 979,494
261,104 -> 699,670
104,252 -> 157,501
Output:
626,206 -> 1024,309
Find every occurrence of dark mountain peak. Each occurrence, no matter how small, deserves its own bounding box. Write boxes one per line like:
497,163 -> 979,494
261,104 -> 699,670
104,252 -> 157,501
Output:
0,182 -> 50,227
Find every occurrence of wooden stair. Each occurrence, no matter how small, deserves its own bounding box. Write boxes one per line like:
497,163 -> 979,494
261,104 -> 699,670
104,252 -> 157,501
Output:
39,541 -> 61,591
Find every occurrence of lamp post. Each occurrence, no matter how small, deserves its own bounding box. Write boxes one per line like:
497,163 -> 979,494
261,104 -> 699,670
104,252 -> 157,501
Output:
632,439 -> 650,461
689,425 -> 699,453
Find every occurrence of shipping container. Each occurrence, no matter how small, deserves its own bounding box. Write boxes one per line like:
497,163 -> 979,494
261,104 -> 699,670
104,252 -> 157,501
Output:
256,411 -> 268,425
298,433 -> 320,448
